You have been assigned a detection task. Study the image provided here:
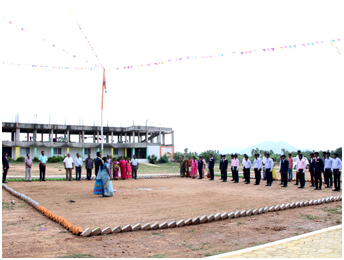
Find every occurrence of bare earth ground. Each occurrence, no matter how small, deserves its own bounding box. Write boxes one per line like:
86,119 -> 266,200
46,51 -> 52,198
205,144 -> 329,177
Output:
2,177 -> 342,258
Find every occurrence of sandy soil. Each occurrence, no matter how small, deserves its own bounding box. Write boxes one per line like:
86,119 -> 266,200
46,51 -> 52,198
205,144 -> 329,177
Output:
2,177 -> 342,258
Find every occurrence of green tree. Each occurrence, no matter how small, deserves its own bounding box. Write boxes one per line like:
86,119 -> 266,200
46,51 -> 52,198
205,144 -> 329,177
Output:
184,148 -> 188,154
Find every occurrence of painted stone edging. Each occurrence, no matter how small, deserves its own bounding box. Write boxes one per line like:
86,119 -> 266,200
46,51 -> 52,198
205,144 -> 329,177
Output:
2,184 -> 83,236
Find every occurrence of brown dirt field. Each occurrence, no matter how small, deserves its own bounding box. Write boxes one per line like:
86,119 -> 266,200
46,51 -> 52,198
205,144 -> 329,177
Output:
2,177 -> 342,258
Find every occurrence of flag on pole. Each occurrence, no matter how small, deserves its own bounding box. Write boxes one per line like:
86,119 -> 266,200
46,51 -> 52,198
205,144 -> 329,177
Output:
103,69 -> 107,94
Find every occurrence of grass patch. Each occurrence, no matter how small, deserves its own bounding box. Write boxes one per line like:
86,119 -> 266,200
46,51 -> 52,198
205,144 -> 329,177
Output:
237,222 -> 242,226
30,222 -> 47,231
2,202 -> 13,210
152,232 -> 164,237
336,219 -> 341,224
300,214 -> 318,220
204,250 -> 228,257
322,205 -> 342,215
58,254 -> 95,258
149,254 -> 165,258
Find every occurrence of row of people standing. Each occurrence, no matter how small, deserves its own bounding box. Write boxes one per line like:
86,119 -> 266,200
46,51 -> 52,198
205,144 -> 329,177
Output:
179,156 -> 208,179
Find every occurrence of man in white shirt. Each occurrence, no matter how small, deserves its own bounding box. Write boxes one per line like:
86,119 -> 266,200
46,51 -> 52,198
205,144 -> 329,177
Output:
262,152 -> 267,180
242,154 -> 247,180
232,154 -> 240,183
243,155 -> 251,184
264,153 -> 273,186
324,152 -> 333,188
332,153 -> 342,191
131,155 -> 139,180
74,153 -> 83,181
297,154 -> 306,189
253,154 -> 262,185
230,154 -> 235,181
63,153 -> 74,181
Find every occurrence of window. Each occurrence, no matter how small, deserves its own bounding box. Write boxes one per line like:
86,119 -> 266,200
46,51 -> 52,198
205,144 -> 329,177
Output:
20,148 -> 30,156
84,148 -> 91,155
53,148 -> 62,155
113,149 -> 118,155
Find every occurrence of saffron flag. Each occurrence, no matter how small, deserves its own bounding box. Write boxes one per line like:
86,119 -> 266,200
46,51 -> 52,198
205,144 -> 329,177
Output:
103,69 -> 107,94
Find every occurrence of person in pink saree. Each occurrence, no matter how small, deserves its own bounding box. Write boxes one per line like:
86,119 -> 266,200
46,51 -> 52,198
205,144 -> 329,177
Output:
119,157 -> 127,179
190,156 -> 198,178
126,158 -> 132,179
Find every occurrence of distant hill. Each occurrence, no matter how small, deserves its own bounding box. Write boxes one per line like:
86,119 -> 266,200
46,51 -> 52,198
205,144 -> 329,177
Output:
221,141 -> 306,155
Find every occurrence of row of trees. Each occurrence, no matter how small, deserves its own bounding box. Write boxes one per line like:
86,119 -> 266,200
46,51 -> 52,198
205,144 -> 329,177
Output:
174,147 -> 342,163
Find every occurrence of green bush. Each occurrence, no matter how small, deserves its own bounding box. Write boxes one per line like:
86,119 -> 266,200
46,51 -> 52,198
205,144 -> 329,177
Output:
7,157 -> 14,162
16,156 -> 25,162
48,156 -> 58,163
56,156 -> 64,162
32,156 -> 39,163
158,154 -> 170,164
148,154 -> 157,164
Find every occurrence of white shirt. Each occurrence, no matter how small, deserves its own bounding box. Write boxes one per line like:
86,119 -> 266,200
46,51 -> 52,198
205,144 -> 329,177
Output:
74,157 -> 83,167
332,158 -> 342,171
265,158 -> 273,169
242,158 -> 246,167
262,156 -> 267,168
324,157 -> 333,171
245,159 -> 251,169
297,158 -> 306,171
131,158 -> 139,166
63,157 -> 74,168
231,158 -> 240,169
253,158 -> 262,169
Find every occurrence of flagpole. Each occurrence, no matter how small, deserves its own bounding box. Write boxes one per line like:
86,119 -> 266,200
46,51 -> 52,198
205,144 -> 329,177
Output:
101,69 -> 105,157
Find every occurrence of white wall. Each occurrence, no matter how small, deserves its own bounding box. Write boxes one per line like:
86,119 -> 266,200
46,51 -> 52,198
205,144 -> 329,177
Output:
147,145 -> 161,159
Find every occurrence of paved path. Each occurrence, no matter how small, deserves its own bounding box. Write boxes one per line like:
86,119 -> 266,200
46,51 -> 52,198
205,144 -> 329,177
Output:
209,225 -> 342,258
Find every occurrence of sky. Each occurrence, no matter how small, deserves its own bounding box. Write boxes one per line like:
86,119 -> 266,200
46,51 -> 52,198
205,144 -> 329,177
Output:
1,0 -> 343,153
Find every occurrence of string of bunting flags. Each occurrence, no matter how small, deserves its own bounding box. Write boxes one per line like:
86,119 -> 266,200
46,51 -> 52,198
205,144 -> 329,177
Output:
1,62 -> 99,70
113,38 -> 340,71
2,17 -> 97,67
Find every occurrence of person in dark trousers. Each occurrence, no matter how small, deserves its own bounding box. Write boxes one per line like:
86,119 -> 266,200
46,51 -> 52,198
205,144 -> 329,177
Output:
39,151 -> 48,182
208,154 -> 215,181
279,154 -> 289,187
314,152 -> 324,190
332,153 -> 342,191
221,155 -> 228,182
85,154 -> 94,180
296,154 -> 306,189
253,153 -> 262,185
2,153 -> 9,183
265,153 -> 273,186
243,155 -> 251,184
232,154 -> 239,183
198,156 -> 204,179
324,152 -> 333,188
309,153 -> 316,187
131,155 -> 139,180
94,152 -> 102,177
219,155 -> 223,180
294,150 -> 301,186
230,154 -> 234,181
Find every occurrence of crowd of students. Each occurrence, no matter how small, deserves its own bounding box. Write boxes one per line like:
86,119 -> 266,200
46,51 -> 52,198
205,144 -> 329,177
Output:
179,151 -> 342,192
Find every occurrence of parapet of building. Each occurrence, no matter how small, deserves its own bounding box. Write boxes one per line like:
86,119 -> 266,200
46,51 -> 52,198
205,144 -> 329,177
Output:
2,122 -> 174,162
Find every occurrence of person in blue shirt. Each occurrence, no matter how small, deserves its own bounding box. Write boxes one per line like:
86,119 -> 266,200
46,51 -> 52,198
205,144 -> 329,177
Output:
38,151 -> 48,182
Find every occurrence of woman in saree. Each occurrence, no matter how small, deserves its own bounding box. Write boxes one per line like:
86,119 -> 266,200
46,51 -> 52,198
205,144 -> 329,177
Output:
112,157 -> 119,180
272,158 -> 277,182
93,157 -> 114,197
186,156 -> 192,177
190,156 -> 198,178
106,155 -> 112,179
202,156 -> 206,178
119,156 -> 127,179
126,158 -> 132,179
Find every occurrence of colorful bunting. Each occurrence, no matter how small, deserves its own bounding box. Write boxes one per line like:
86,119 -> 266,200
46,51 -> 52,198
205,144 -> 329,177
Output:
1,61 -> 99,70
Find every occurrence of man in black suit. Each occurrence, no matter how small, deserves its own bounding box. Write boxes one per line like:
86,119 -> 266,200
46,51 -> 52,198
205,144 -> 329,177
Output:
2,153 -> 9,183
219,155 -> 223,180
221,155 -> 228,182
198,156 -> 204,179
309,153 -> 316,187
279,154 -> 289,187
208,154 -> 215,181
94,152 -> 102,177
314,152 -> 324,190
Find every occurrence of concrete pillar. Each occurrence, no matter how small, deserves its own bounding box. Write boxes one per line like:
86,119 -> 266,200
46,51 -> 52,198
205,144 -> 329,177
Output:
66,130 -> 70,142
111,132 -> 113,143
133,148 -> 135,156
27,132 -> 29,142
97,131 -> 99,143
145,131 -> 148,143
15,146 -> 20,160
129,136 -> 131,143
82,131 -> 85,143
11,132 -> 15,142
41,132 -> 44,142
34,147 -> 37,157
158,128 -> 161,144
93,132 -> 95,143
33,129 -> 37,142
146,146 -> 149,159
111,148 -> 113,158
82,147 -> 85,160
106,132 -> 109,144
125,148 -> 127,157
97,147 -> 100,152
162,133 -> 165,145
67,147 -> 69,154
55,133 -> 57,139
50,129 -> 53,142
172,131 -> 174,146
15,128 -> 20,142
51,147 -> 54,157
125,132 -> 127,143
132,131 -> 135,143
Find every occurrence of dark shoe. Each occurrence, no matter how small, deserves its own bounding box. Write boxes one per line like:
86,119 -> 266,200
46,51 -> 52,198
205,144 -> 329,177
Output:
245,182 -> 250,184
222,180 -> 227,182
332,189 -> 338,191
298,186 -> 304,189
234,181 -> 238,183
3,181 -> 8,183
39,180 -> 42,182
254,183 -> 259,185
282,185 -> 287,187
265,184 -> 269,186
294,183 -> 298,185
209,179 -> 214,181
329,186 -> 333,188
43,180 -> 46,181
279,183 -> 283,185
325,186 -> 330,188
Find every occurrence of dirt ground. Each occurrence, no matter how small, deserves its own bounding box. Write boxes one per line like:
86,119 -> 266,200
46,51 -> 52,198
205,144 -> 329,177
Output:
2,177 -> 342,258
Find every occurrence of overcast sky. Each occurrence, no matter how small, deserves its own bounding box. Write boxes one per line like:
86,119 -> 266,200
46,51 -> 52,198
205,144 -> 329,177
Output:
1,0 -> 343,153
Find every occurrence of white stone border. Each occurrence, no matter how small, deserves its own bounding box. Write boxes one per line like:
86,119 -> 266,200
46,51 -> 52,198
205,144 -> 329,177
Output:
2,184 -> 39,209
206,224 -> 343,258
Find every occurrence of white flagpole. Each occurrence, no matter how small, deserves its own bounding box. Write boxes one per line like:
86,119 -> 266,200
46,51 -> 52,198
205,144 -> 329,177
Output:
101,69 -> 105,157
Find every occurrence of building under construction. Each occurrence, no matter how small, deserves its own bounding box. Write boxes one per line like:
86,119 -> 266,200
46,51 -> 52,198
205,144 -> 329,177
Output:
2,122 -> 174,162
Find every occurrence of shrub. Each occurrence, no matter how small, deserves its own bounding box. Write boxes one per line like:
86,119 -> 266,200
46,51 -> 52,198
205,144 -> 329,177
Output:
7,156 -> 14,162
56,156 -> 64,162
48,156 -> 58,163
148,154 -> 157,164
158,154 -> 170,164
32,156 -> 39,163
16,156 -> 25,162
